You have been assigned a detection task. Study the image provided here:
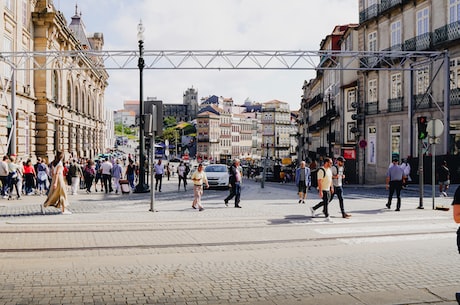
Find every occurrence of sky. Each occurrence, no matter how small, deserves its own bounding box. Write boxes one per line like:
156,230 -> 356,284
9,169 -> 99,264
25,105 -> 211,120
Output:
56,0 -> 359,111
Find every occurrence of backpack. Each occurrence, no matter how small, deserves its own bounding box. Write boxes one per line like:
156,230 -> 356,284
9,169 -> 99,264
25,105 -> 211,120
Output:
310,167 -> 325,188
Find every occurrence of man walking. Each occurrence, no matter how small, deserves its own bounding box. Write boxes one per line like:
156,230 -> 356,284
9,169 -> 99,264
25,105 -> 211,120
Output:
100,158 -> 113,194
295,161 -> 310,204
310,157 -> 334,221
0,156 -> 9,198
330,156 -> 351,218
112,159 -> 123,194
224,158 -> 242,208
386,158 -> 405,211
69,159 -> 83,195
154,159 -> 165,192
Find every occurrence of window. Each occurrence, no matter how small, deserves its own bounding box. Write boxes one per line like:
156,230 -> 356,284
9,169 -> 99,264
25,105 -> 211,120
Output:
52,71 -> 59,103
391,73 -> 402,98
449,0 -> 460,23
347,89 -> 356,110
368,31 -> 377,51
390,20 -> 402,49
390,125 -> 401,162
416,66 -> 429,95
416,7 -> 430,36
22,0 -> 28,27
368,79 -> 378,102
450,58 -> 460,89
67,81 -> 72,108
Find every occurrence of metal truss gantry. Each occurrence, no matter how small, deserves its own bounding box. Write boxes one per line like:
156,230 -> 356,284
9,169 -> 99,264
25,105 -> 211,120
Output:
0,49 -> 447,71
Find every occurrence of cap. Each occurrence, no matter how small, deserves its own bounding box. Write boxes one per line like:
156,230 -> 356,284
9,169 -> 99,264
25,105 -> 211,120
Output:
336,156 -> 345,162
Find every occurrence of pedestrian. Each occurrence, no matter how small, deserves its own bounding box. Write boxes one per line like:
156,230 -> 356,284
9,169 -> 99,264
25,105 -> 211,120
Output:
191,163 -> 209,211
166,162 -> 171,181
112,159 -> 123,194
438,160 -> 450,197
385,158 -> 406,211
0,156 -> 9,198
36,157 -> 49,196
310,157 -> 334,221
452,185 -> 460,254
100,158 -> 113,194
125,159 -> 136,190
295,160 -> 310,204
154,159 -> 165,192
399,158 -> 412,189
43,151 -> 71,214
7,155 -> 21,200
83,160 -> 96,193
94,159 -> 104,192
177,161 -> 187,191
330,156 -> 351,218
224,158 -> 242,208
68,159 -> 83,195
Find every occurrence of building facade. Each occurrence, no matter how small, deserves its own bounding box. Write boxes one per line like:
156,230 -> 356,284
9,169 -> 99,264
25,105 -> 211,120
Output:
0,1 -> 108,162
357,0 -> 459,183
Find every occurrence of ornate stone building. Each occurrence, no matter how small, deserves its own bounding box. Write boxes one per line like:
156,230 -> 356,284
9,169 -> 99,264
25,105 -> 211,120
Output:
32,1 -> 108,161
0,0 -> 108,162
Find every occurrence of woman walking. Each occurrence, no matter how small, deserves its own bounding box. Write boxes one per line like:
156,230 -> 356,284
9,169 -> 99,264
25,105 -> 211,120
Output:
43,151 -> 71,214
190,163 -> 209,211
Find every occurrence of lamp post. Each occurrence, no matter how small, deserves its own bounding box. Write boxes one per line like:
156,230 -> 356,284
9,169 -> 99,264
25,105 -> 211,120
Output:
134,20 -> 149,193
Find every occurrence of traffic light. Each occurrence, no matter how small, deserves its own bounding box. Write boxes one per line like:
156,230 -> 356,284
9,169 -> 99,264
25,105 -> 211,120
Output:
350,101 -> 363,133
417,116 -> 428,139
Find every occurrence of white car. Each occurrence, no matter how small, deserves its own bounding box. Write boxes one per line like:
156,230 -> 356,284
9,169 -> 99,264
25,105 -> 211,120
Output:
204,164 -> 229,188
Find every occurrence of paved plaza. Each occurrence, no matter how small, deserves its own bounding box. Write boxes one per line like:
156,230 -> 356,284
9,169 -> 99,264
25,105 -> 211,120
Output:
0,177 -> 459,305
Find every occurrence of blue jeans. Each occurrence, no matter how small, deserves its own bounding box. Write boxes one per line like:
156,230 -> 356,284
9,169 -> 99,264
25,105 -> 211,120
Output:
225,182 -> 241,206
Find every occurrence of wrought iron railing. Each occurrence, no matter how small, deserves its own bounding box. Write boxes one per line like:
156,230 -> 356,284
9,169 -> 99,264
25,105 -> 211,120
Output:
388,97 -> 404,112
434,21 -> 460,46
365,102 -> 379,115
404,32 -> 432,51
414,94 -> 432,109
451,88 -> 460,105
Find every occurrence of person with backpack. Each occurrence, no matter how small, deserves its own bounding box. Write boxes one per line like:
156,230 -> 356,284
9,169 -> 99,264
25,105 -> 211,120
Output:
310,157 -> 334,221
83,160 -> 96,193
330,156 -> 351,218
295,160 -> 311,204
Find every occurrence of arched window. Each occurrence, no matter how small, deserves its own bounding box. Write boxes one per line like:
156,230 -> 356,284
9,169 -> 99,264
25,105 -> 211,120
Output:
67,80 -> 72,108
74,87 -> 79,112
52,70 -> 59,103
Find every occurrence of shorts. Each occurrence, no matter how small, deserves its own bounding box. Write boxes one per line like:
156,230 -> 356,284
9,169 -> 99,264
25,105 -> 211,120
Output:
298,183 -> 307,194
439,180 -> 450,186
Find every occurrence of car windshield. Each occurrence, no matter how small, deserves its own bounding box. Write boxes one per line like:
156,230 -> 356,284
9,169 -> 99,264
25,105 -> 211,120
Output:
205,166 -> 227,173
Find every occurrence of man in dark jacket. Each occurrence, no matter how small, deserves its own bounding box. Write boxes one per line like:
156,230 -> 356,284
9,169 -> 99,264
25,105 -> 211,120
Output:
224,159 -> 242,208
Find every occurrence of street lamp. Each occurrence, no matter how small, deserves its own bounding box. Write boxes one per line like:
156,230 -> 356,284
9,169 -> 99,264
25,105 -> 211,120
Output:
134,20 -> 149,193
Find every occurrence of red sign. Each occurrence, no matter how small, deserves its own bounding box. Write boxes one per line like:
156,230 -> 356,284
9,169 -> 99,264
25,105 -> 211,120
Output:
342,149 -> 356,160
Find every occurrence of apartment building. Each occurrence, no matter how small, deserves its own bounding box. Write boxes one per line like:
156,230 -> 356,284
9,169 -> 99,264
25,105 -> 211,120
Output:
358,0 -> 460,183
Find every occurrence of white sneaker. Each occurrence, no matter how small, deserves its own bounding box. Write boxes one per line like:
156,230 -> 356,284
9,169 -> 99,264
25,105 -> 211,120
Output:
310,207 -> 315,218
62,210 -> 72,215
325,216 -> 331,222
442,192 -> 448,197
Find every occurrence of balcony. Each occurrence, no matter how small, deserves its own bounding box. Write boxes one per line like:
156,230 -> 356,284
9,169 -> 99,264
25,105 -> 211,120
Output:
404,32 -> 432,51
388,97 -> 404,112
359,3 -> 379,23
451,88 -> 460,105
434,21 -> 460,46
365,102 -> 379,115
307,93 -> 323,109
414,94 -> 432,109
380,0 -> 403,13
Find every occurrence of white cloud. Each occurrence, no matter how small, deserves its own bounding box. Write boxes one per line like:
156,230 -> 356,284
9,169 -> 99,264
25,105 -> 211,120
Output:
58,0 -> 358,110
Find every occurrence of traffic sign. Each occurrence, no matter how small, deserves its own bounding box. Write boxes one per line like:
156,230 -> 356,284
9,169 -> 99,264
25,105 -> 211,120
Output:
426,119 -> 443,138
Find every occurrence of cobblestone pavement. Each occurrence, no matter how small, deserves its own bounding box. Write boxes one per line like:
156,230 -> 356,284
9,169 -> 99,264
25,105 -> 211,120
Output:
0,178 -> 459,305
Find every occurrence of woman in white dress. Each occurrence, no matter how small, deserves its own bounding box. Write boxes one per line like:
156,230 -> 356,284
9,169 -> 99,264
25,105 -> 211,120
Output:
43,151 -> 70,214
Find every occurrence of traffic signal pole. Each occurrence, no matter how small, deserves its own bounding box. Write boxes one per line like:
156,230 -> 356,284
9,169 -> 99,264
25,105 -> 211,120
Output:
417,116 -> 428,209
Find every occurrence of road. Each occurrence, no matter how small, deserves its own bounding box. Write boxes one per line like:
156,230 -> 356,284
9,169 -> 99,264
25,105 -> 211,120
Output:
0,178 -> 459,305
